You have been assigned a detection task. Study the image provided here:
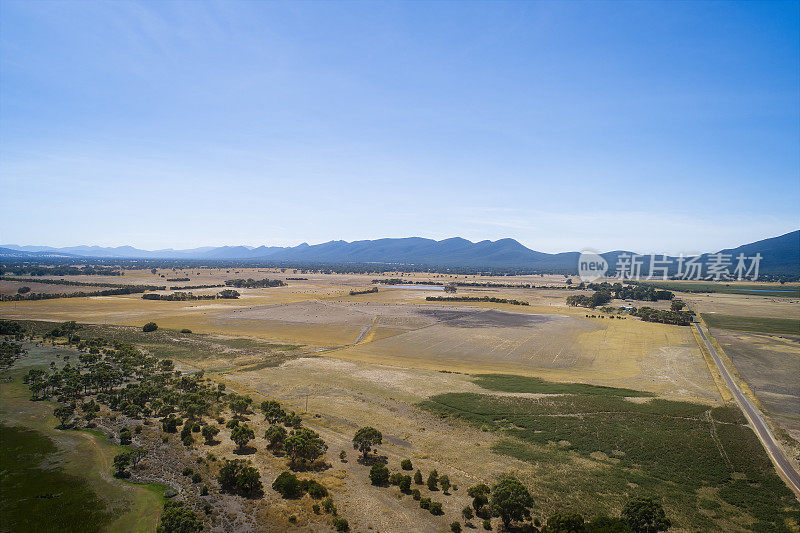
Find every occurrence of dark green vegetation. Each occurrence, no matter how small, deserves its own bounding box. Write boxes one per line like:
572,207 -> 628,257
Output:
0,424 -> 109,532
587,282 -> 674,301
635,281 -> 800,298
702,313 -> 799,335
472,374 -> 652,398
0,265 -> 122,276
157,501 -> 203,533
629,307 -> 694,326
421,374 -> 800,531
426,295 -> 529,306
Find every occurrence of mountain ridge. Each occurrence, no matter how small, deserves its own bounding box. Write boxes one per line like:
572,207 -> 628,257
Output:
2,230 -> 798,274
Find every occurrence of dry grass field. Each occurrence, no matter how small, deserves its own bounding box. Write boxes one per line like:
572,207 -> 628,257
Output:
0,274 -> 719,401
4,269 -> 800,531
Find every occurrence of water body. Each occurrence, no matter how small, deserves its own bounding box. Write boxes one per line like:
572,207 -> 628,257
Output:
732,288 -> 797,293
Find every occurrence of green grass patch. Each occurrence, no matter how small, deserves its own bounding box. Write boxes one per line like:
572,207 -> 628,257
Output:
636,281 -> 800,298
473,374 -> 653,397
420,384 -> 800,531
702,314 -> 799,335
0,424 -> 111,533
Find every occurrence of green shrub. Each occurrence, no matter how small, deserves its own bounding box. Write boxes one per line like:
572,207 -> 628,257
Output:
322,498 -> 337,515
272,471 -> 303,499
142,322 -> 158,332
401,458 -> 413,470
370,462 -> 389,486
303,479 -> 328,499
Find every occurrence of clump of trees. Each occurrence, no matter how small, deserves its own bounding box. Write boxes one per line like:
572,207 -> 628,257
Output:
143,289 -> 239,301
588,282 -> 673,302
631,307 -> 694,326
157,501 -> 203,533
566,292 -> 612,308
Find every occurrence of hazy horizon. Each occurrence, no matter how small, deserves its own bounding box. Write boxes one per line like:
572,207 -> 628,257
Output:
3,227 -> 797,258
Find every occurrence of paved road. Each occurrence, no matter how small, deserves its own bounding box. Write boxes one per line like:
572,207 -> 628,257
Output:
694,322 -> 800,497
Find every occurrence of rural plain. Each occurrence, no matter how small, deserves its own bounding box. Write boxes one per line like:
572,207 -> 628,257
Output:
1,268 -> 798,532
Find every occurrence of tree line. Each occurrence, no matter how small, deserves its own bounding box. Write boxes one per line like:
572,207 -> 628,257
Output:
1,285 -> 166,302
0,264 -> 123,276
426,296 -> 530,306
143,290 -> 240,301
224,278 -> 286,288
349,287 -> 378,295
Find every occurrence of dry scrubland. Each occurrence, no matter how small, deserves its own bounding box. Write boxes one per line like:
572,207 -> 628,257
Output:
2,270 -> 799,531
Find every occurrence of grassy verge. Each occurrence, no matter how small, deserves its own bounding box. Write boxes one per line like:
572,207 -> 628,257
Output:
702,314 -> 799,335
472,374 -> 653,397
0,375 -> 168,533
636,281 -> 799,298
420,377 -> 800,531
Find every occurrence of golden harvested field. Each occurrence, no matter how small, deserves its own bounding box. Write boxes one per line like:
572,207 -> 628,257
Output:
6,268 -> 800,531
1,272 -> 719,402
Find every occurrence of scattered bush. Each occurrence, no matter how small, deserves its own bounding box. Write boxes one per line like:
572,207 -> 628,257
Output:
142,322 -> 158,332
218,459 -> 263,497
401,458 -> 413,470
427,469 -> 439,491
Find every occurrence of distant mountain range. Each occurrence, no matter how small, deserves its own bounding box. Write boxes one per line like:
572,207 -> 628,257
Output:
2,230 -> 798,274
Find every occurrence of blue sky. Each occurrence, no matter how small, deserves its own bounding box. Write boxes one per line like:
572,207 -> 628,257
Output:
1,0 -> 798,254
